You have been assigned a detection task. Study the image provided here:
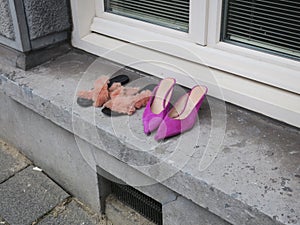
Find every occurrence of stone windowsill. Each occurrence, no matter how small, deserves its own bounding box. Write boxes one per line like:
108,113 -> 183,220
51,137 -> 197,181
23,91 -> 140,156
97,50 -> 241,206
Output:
0,50 -> 299,225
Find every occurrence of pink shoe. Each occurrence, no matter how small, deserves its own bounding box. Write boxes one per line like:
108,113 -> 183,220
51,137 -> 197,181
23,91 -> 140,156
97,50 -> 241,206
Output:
154,85 -> 208,141
143,78 -> 176,135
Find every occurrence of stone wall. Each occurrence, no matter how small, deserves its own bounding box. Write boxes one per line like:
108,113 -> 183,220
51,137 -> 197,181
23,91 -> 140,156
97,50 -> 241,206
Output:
0,0 -> 15,40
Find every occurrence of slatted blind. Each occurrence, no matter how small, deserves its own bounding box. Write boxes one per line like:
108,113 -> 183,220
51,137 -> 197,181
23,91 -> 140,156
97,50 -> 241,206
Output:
222,0 -> 300,59
104,0 -> 190,32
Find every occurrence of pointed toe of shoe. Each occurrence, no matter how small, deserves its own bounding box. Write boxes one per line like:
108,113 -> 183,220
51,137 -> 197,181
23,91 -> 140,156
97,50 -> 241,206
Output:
155,118 -> 185,141
154,133 -> 164,141
154,123 -> 167,141
143,126 -> 151,135
154,119 -> 171,141
143,115 -> 164,134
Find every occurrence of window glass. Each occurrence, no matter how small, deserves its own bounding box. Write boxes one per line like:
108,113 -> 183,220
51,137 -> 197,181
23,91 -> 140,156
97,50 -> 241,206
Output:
104,0 -> 190,32
221,0 -> 300,59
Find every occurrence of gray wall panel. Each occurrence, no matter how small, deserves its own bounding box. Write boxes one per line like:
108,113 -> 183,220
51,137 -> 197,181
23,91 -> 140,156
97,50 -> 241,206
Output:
23,0 -> 70,40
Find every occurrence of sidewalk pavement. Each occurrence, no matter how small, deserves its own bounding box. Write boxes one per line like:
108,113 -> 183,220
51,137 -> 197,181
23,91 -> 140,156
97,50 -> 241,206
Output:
0,139 -> 111,225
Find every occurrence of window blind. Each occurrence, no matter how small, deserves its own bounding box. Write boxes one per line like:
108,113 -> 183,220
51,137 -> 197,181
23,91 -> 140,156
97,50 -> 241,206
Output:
104,0 -> 190,32
222,0 -> 300,59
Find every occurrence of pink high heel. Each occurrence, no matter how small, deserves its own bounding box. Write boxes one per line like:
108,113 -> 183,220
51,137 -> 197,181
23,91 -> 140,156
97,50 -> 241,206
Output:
142,78 -> 176,135
154,85 -> 208,141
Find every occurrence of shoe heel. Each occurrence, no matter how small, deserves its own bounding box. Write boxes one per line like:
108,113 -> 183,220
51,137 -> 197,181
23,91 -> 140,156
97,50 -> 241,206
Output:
142,78 -> 176,134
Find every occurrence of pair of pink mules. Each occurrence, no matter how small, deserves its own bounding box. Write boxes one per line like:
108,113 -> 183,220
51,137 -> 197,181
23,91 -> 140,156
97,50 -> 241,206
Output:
143,78 -> 208,141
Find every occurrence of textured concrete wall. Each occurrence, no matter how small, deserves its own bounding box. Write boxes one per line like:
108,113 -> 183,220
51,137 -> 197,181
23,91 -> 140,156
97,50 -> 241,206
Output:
23,0 -> 70,40
0,0 -> 15,40
0,93 -> 100,211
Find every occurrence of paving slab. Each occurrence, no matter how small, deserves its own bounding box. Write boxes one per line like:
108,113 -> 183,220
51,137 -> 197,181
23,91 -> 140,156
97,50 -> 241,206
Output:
37,200 -> 99,225
0,166 -> 69,225
0,139 -> 30,183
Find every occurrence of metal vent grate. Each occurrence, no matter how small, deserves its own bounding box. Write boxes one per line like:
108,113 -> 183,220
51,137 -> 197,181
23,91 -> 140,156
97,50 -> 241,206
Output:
104,0 -> 190,32
111,182 -> 162,225
221,0 -> 300,59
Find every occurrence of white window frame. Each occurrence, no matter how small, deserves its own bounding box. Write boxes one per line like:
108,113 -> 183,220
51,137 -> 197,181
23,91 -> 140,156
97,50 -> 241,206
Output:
70,0 -> 300,128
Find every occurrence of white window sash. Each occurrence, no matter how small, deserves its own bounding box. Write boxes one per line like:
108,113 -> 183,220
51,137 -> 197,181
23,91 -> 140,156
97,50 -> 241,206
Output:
189,0 -> 208,45
93,0 -> 208,45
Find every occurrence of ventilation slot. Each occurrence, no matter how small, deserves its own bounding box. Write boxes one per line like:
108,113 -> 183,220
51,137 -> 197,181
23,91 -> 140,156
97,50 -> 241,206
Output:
111,182 -> 163,225
97,167 -> 163,225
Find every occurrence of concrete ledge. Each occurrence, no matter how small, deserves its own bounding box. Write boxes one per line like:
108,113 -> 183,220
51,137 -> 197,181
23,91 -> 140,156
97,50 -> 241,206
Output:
0,41 -> 71,70
163,196 -> 230,225
0,50 -> 299,225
